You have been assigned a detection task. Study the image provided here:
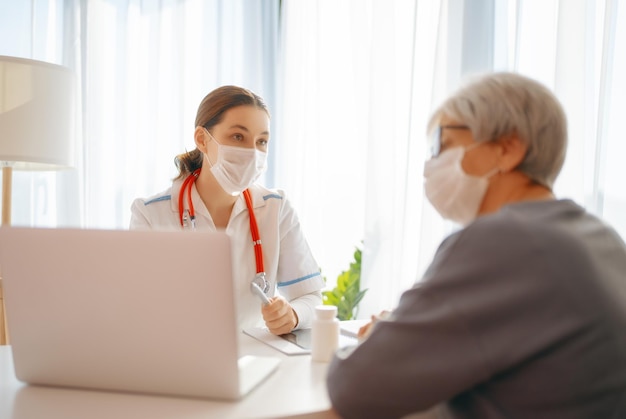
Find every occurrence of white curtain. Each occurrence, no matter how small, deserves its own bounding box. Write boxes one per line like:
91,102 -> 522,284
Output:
2,0 -> 625,317
81,0 -> 280,228
278,0 -> 626,317
0,0 -> 82,227
277,0 -> 450,317
0,0 -> 279,228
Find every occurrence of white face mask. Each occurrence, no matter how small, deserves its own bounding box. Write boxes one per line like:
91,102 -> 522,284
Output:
204,129 -> 267,196
423,145 -> 497,226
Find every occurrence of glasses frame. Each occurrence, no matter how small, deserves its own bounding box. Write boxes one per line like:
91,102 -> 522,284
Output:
430,124 -> 470,157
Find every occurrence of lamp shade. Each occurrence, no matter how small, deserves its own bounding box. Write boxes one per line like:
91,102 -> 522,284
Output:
0,55 -> 75,170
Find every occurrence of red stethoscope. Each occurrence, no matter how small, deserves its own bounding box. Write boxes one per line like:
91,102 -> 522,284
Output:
178,169 -> 269,294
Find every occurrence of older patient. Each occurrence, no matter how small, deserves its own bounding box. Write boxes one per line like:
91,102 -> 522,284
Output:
326,72 -> 626,418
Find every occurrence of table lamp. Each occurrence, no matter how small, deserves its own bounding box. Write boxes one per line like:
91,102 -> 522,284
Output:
0,55 -> 76,345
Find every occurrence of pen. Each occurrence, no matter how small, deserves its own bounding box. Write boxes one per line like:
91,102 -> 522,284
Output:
250,281 -> 271,306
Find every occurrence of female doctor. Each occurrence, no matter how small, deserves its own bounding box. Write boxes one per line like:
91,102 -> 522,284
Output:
129,85 -> 324,335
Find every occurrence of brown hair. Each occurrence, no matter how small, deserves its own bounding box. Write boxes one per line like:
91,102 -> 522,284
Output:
174,85 -> 269,180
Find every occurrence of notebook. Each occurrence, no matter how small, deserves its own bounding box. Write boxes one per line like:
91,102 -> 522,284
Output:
243,325 -> 360,355
0,226 -> 280,400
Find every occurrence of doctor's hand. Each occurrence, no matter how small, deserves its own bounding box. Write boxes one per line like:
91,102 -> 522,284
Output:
261,296 -> 299,335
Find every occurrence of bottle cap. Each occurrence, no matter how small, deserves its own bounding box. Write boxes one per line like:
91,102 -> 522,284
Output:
315,305 -> 337,320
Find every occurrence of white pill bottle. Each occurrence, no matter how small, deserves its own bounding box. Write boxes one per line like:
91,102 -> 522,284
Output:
311,305 -> 339,362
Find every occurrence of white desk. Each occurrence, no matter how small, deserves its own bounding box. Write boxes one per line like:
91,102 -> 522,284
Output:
0,335 -> 341,419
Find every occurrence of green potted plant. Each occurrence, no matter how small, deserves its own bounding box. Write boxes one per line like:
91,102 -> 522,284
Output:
322,245 -> 368,321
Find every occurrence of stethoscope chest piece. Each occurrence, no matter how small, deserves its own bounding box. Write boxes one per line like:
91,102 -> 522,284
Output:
252,272 -> 270,294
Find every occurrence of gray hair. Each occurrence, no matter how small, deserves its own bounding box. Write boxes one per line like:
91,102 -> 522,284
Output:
427,72 -> 567,189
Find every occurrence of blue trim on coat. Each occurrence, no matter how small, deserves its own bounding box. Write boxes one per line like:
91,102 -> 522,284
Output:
277,272 -> 321,287
144,195 -> 171,205
263,193 -> 283,201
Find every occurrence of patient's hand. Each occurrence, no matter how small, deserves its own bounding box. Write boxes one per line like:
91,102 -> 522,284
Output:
357,319 -> 375,339
358,310 -> 392,341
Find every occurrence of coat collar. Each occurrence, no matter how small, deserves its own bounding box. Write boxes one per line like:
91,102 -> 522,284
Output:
170,178 -> 271,218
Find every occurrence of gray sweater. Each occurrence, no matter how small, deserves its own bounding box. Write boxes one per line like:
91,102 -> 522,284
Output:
327,200 -> 626,419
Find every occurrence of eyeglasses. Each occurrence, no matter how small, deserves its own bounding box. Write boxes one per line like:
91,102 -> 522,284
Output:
430,124 -> 470,157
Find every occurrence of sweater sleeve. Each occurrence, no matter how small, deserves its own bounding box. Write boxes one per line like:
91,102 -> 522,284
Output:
327,214 -> 589,418
327,286 -> 489,418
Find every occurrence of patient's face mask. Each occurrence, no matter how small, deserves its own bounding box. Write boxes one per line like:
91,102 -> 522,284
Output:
204,129 -> 267,195
423,144 -> 497,226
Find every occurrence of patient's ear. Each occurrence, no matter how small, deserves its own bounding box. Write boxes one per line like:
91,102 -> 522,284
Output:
496,134 -> 527,172
194,126 -> 208,152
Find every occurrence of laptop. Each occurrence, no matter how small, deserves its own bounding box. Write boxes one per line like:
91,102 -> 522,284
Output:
0,226 -> 280,400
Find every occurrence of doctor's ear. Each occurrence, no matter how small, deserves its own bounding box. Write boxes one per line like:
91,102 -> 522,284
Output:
194,126 -> 209,152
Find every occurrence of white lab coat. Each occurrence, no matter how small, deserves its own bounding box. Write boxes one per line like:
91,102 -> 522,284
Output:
129,179 -> 324,331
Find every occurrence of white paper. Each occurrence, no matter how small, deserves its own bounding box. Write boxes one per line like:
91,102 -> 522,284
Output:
243,327 -> 310,355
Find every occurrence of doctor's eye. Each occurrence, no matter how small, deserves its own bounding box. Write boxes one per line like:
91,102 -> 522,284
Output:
232,133 -> 245,142
257,138 -> 268,147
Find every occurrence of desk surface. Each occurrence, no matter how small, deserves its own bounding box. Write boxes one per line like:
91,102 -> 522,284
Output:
0,335 -> 340,419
